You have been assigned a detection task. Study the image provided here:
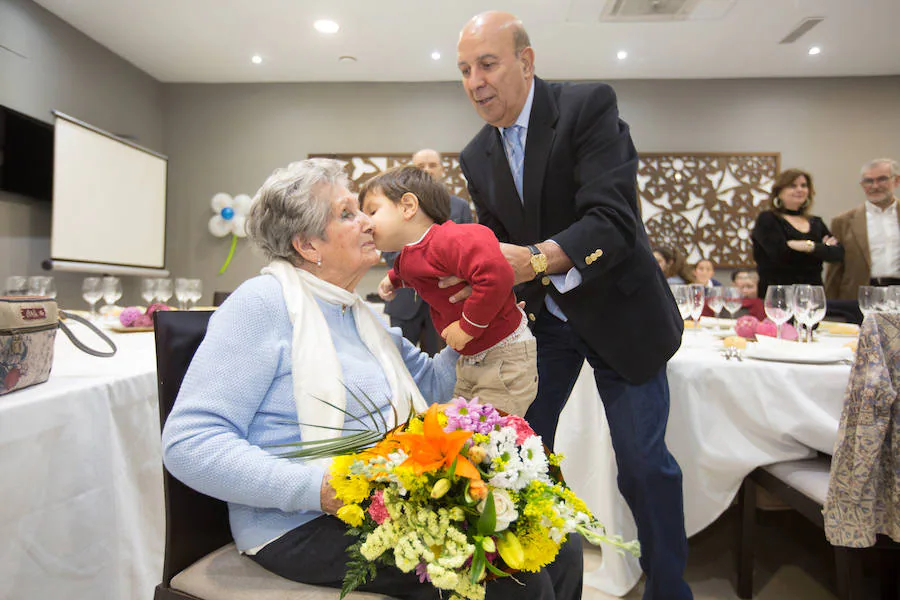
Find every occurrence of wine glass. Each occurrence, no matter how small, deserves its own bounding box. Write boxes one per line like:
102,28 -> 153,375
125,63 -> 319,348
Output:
764,285 -> 794,340
82,277 -> 103,320
101,276 -> 123,313
806,286 -> 827,340
705,286 -> 724,328
156,278 -> 174,306
27,276 -> 54,298
187,278 -> 203,309
141,278 -> 158,305
858,286 -> 885,317
175,278 -> 190,310
688,283 -> 705,329
671,285 -> 692,321
791,284 -> 814,343
723,286 -> 743,320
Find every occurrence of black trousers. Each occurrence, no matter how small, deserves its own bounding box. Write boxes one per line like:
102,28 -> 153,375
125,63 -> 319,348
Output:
251,515 -> 584,600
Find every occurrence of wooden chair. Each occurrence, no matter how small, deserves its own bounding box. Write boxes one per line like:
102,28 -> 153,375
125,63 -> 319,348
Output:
736,457 -> 899,599
153,309 -> 389,600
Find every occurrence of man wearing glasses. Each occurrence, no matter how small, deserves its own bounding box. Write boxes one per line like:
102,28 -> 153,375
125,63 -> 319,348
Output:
826,158 -> 900,299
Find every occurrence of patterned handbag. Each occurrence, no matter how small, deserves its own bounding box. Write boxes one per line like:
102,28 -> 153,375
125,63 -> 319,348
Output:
0,296 -> 117,395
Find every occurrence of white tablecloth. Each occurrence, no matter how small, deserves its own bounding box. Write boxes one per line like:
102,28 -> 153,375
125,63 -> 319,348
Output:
0,328 -> 162,600
557,331 -> 852,596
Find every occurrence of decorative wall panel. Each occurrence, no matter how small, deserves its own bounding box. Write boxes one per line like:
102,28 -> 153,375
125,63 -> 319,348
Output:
311,151 -> 779,268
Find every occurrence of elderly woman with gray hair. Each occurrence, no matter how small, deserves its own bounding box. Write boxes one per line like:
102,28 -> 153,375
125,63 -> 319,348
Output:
161,158 -> 582,600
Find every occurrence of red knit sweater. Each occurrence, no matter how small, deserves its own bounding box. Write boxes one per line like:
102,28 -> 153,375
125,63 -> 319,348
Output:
387,222 -> 520,355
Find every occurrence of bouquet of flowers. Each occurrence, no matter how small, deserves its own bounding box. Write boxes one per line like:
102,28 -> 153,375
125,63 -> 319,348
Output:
318,397 -> 639,600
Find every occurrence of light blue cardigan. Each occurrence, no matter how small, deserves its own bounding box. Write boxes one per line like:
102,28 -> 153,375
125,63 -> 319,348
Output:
161,274 -> 458,551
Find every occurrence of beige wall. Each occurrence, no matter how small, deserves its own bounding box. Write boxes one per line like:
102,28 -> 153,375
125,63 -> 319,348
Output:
163,76 -> 900,299
0,0 -> 163,305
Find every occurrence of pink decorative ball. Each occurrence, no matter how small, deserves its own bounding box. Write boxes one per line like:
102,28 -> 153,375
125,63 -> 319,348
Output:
133,314 -> 153,328
756,319 -> 778,338
735,315 -> 760,339
780,323 -> 799,341
146,303 -> 173,316
119,306 -> 143,327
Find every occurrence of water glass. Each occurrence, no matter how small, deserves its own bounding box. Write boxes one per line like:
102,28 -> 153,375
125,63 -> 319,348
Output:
671,285 -> 692,320
175,278 -> 190,310
187,278 -> 203,308
705,286 -> 724,325
723,286 -> 743,320
82,277 -> 103,319
791,285 -> 814,342
806,286 -> 827,338
156,279 -> 174,305
764,285 -> 794,339
27,276 -> 55,298
858,286 -> 885,316
5,275 -> 27,296
141,278 -> 158,305
101,276 -> 123,310
688,283 -> 705,328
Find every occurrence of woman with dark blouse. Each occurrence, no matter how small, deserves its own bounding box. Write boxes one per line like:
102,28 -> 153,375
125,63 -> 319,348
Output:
752,168 -> 844,298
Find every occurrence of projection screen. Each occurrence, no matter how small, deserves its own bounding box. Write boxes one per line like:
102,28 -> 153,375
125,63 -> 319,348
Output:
50,112 -> 167,272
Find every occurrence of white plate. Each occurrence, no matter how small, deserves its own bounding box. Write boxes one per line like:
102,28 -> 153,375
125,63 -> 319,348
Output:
744,345 -> 851,365
105,324 -> 154,333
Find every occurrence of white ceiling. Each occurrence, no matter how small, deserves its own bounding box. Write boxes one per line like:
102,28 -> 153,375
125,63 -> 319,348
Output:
32,0 -> 900,83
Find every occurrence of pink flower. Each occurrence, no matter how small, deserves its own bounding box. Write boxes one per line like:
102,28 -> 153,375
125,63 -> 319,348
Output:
502,415 -> 537,445
145,303 -> 173,316
119,306 -> 143,327
414,562 -> 431,583
367,489 -> 390,525
133,314 -> 153,328
444,397 -> 502,434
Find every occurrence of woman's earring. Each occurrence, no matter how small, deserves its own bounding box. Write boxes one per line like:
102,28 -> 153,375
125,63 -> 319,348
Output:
773,197 -> 783,209
316,258 -> 322,267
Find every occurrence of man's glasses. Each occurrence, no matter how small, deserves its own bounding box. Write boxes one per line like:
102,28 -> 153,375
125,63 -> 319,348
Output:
861,175 -> 893,187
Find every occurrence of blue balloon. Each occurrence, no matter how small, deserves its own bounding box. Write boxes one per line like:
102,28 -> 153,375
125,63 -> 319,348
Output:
221,207 -> 235,220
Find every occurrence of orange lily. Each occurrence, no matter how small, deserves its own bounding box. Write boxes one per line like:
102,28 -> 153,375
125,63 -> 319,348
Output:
396,404 -> 482,480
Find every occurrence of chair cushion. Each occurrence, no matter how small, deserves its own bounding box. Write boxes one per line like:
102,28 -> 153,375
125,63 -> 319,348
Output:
762,456 -> 831,505
171,543 -> 393,600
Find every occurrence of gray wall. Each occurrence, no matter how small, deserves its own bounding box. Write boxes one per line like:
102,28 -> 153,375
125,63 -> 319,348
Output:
163,76 -> 900,298
0,0 -> 163,306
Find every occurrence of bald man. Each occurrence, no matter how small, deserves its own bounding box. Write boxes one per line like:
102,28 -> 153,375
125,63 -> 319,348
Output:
381,149 -> 474,355
457,12 -> 690,599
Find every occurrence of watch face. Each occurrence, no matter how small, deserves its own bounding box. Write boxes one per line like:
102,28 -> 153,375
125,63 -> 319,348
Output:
530,254 -> 548,273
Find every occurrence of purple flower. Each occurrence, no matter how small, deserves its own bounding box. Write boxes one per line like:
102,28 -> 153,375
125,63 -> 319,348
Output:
415,562 -> 431,583
444,397 -> 502,435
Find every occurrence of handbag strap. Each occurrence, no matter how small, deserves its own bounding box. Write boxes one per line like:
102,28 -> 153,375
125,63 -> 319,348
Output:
58,310 -> 118,358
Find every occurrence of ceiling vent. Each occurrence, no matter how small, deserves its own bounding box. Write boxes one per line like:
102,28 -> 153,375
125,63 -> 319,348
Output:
779,17 -> 825,44
568,0 -> 735,23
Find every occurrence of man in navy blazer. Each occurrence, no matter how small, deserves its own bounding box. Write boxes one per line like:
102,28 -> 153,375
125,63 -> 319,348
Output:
457,12 -> 691,599
381,149 -> 473,355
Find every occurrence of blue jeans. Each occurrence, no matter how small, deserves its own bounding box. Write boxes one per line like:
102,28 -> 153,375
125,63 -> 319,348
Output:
525,311 -> 692,600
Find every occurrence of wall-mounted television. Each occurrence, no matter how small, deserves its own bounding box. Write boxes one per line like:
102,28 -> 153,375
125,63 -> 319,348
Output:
0,105 -> 54,202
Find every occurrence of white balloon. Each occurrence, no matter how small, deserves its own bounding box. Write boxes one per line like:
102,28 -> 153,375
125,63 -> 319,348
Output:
208,215 -> 231,237
231,215 -> 248,238
233,194 -> 252,215
211,193 -> 233,213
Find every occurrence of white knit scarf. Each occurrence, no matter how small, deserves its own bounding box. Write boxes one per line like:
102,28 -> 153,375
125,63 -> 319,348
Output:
261,260 -> 427,446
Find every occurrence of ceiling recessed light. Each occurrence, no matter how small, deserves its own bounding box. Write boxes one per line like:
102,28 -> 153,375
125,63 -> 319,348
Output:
617,50 -> 628,60
251,55 -> 263,65
431,51 -> 441,61
314,19 -> 340,34
808,46 -> 821,55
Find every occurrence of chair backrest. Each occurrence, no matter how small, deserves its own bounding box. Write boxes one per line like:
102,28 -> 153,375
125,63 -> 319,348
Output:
154,309 -> 232,585
212,291 -> 232,307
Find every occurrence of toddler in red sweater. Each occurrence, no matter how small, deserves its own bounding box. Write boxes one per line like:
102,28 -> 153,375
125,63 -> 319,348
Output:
359,166 -> 536,416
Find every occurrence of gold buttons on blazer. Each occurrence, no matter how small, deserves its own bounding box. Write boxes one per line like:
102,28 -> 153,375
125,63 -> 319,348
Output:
528,313 -> 536,322
584,249 -> 604,265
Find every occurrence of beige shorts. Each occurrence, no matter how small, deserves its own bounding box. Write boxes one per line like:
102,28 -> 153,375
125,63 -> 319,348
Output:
453,337 -> 538,417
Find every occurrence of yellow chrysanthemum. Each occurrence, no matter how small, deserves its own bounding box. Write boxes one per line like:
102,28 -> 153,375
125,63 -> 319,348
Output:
329,460 -> 371,504
406,417 -> 424,435
336,504 -> 365,527
518,527 -> 561,572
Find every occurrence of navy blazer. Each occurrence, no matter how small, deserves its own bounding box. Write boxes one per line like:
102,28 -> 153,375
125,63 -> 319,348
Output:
383,194 -> 473,320
459,77 -> 682,383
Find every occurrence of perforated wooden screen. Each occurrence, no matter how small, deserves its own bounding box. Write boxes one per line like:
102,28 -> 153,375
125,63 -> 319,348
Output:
311,151 -> 780,268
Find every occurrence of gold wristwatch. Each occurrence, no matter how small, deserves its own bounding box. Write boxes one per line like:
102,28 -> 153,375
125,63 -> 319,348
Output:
527,245 -> 550,286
